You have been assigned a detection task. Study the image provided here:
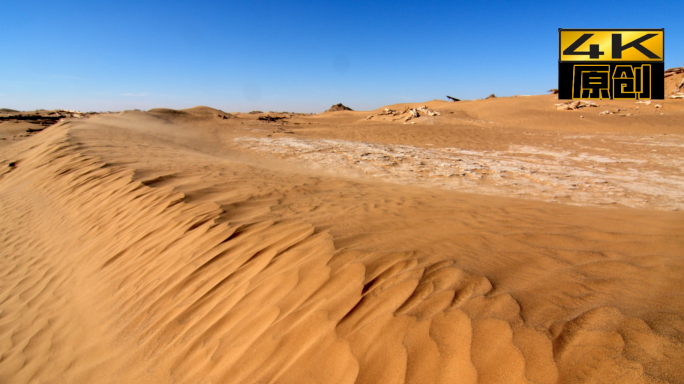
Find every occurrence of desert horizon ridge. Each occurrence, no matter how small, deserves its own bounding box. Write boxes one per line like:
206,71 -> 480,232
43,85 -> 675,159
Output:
1,76 -> 684,383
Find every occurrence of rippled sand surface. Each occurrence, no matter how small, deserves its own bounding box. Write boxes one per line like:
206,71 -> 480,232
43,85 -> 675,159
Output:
1,95 -> 683,383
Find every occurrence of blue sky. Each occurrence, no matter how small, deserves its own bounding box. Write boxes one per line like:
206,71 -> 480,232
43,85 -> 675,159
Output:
1,0 -> 681,113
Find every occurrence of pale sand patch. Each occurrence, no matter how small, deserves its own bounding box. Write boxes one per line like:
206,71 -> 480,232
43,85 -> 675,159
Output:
233,134 -> 684,210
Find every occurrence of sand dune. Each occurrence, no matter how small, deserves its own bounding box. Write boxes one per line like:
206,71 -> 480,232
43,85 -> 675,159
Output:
1,97 -> 683,383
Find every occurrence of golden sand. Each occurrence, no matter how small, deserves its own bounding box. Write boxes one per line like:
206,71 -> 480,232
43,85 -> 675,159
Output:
1,89 -> 683,383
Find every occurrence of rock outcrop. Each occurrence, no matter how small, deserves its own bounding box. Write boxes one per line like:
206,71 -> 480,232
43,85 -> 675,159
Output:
555,100 -> 597,111
326,103 -> 353,112
365,106 -> 440,123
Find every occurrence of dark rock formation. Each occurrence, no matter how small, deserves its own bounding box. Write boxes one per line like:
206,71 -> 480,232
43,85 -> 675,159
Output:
326,103 -> 353,112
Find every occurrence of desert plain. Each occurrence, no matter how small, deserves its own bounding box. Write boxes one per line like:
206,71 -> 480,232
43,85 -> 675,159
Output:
1,71 -> 683,384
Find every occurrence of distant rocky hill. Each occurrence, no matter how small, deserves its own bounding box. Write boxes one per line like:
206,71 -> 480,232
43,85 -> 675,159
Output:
326,103 -> 353,112
0,108 -> 20,114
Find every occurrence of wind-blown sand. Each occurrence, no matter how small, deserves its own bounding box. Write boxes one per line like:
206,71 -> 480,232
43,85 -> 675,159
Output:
1,93 -> 683,383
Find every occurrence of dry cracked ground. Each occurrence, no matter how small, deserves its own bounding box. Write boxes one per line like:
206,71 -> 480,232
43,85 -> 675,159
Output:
231,106 -> 684,211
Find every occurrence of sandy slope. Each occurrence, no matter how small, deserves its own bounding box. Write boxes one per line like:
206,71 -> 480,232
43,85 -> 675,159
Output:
1,98 -> 683,384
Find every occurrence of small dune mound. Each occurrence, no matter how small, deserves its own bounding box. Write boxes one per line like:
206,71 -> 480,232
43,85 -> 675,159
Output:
326,103 -> 353,112
0,108 -> 20,114
183,106 -> 235,120
147,106 -> 235,123
183,105 -> 229,116
147,108 -> 190,117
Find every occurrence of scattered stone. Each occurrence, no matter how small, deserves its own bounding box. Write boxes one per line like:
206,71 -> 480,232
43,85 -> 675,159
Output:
637,100 -> 652,105
667,68 -> 684,94
326,103 -> 353,112
0,110 -> 90,135
8,162 -> 15,167
365,108 -> 400,121
405,106 -> 440,121
258,115 -> 287,123
272,127 -> 294,134
365,106 -> 440,123
598,110 -> 613,115
555,100 -> 598,110
383,108 -> 402,116
548,89 -> 559,95
664,67 -> 683,75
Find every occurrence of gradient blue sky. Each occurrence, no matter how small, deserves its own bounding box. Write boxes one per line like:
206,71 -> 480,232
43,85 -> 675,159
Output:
1,0 -> 681,113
